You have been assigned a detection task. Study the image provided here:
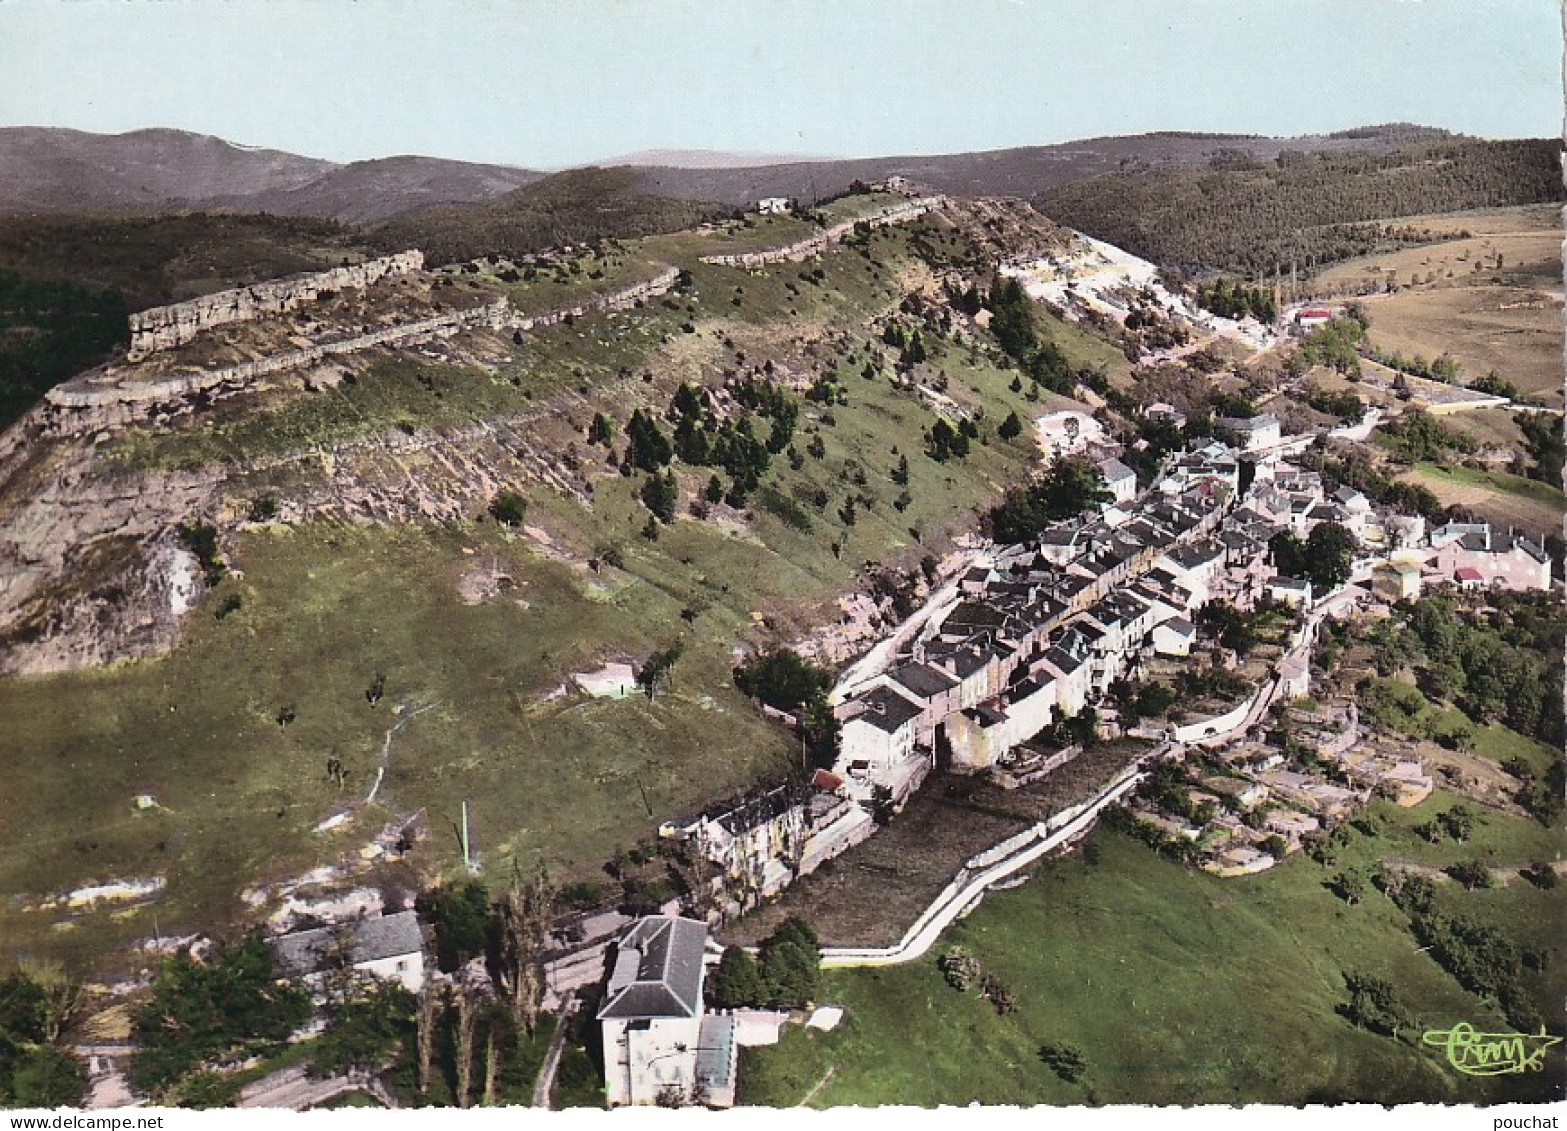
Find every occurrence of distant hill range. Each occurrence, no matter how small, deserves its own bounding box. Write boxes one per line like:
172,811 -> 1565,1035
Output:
0,127 -> 548,223
1,123 -> 1461,222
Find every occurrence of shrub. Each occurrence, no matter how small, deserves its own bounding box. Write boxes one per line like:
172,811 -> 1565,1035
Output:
1039,1042 -> 1088,1082
489,491 -> 528,527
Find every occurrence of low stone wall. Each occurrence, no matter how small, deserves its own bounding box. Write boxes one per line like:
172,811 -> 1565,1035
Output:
127,251 -> 426,359
1171,689 -> 1263,745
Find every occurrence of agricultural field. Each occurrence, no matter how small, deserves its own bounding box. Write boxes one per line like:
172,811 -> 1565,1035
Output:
740,815 -> 1565,1107
1314,205 -> 1564,406
1400,462 -> 1565,540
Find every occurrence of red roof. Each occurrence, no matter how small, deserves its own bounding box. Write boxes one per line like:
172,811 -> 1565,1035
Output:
811,769 -> 845,792
1299,307 -> 1333,319
1454,568 -> 1484,582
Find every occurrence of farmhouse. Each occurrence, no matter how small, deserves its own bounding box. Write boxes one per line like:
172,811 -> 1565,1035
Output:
1427,523 -> 1551,591
269,910 -> 426,994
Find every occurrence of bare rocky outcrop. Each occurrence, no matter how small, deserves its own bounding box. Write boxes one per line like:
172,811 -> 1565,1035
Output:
126,252 -> 426,359
0,390 -> 611,675
699,197 -> 945,268
42,266 -> 681,438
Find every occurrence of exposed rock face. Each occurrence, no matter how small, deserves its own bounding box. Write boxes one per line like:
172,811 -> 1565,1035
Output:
126,251 -> 426,359
0,257 -> 689,675
42,266 -> 681,438
0,402 -> 602,675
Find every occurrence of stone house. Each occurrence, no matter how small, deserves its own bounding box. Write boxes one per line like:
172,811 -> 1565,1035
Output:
269,910 -> 426,995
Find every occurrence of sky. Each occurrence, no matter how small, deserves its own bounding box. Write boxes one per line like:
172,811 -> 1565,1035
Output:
0,0 -> 1560,169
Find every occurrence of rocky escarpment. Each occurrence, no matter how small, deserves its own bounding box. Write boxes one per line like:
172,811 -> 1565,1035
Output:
42,266 -> 681,438
700,196 -> 945,268
0,393 -> 620,675
126,251 -> 426,359
0,261 -> 681,674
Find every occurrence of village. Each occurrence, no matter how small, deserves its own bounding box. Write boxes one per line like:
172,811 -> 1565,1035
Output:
32,190 -> 1559,1112
492,361 -> 1553,1107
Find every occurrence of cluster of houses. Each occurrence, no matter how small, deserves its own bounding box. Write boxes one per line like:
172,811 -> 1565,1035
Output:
228,407 -> 1550,1111
826,412 -> 1551,811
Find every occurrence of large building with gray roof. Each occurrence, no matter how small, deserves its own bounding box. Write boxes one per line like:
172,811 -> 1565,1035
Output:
599,915 -> 733,1106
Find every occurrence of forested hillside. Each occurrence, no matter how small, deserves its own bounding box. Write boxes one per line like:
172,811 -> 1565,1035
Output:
367,167 -> 727,266
0,270 -> 126,426
0,213 -> 367,310
1037,138 -> 1563,275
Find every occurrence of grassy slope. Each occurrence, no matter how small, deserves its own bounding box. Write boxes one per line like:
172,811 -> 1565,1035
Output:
0,215 -> 1114,970
741,812 -> 1564,1108
1399,463 -> 1565,541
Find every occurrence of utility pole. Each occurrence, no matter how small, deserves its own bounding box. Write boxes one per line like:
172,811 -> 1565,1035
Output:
462,800 -> 477,874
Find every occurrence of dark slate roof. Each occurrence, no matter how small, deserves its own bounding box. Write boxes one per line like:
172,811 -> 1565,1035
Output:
1043,645 -> 1085,674
597,916 -> 708,1020
1307,502 -> 1348,522
1008,676 -> 1044,702
889,662 -> 959,700
950,647 -> 991,679
708,782 -> 814,836
1161,616 -> 1195,636
1052,573 -> 1093,597
1037,524 -> 1084,546
270,910 -> 423,978
1098,457 -> 1137,482
1074,618 -> 1107,644
1510,535 -> 1549,563
944,600 -> 1010,631
850,685 -> 924,733
965,703 -> 1008,728
1167,541 -> 1223,569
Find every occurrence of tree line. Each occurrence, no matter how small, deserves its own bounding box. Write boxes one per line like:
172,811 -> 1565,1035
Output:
1037,139 -> 1563,275
0,268 -> 127,428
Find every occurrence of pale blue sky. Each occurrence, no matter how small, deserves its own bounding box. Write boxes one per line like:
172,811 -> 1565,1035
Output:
0,0 -> 1559,168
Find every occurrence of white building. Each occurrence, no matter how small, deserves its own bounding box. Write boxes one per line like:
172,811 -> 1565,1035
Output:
1267,576 -> 1313,608
598,916 -> 735,1107
1215,414 -> 1282,452
1152,616 -> 1196,657
757,197 -> 792,215
837,684 -> 923,773
1098,457 -> 1139,505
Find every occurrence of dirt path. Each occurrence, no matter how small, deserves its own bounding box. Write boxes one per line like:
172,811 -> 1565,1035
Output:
798,1065 -> 836,1107
531,995 -> 580,1108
